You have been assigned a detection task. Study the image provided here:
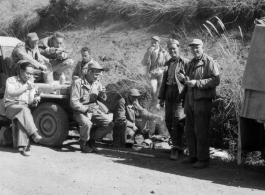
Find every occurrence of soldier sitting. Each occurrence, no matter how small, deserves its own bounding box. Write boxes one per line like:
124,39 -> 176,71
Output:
70,61 -> 113,153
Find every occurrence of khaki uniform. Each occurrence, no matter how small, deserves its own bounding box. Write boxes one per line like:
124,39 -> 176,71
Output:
72,59 -> 97,79
158,56 -> 189,148
184,54 -> 220,162
113,96 -> 158,137
4,76 -> 38,147
39,36 -> 74,78
11,42 -> 46,80
70,78 -> 113,142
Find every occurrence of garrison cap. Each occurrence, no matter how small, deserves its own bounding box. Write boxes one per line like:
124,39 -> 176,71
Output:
27,32 -> 39,41
88,60 -> 104,70
152,36 -> 160,42
167,39 -> 179,47
189,39 -> 203,46
130,89 -> 141,97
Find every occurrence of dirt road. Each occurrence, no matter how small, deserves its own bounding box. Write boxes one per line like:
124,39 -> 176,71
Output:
0,140 -> 265,195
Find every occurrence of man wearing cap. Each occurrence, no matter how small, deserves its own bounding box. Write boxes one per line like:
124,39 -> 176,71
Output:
11,32 -> 48,81
183,39 -> 220,168
158,38 -> 189,161
112,89 -> 163,140
141,36 -> 170,108
70,60 -> 113,153
39,32 -> 74,80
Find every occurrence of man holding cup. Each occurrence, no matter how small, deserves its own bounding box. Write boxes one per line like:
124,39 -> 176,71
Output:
70,61 -> 113,153
183,39 -> 220,168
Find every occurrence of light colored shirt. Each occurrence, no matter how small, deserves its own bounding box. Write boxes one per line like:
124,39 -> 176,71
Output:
4,76 -> 32,107
166,60 -> 178,85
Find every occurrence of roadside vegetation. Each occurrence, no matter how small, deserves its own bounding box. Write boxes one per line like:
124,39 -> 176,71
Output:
0,0 -> 264,165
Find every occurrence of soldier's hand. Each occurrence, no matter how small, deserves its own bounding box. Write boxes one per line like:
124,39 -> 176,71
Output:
49,47 -> 56,54
101,86 -> 106,93
185,80 -> 197,87
177,73 -> 185,81
73,76 -> 79,80
26,82 -> 35,90
156,116 -> 163,121
39,64 -> 47,71
159,99 -> 165,108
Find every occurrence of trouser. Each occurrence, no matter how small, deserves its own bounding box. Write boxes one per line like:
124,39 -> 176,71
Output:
165,85 -> 185,148
49,59 -> 74,80
184,98 -> 212,162
150,74 -> 162,105
75,111 -> 114,142
5,103 -> 38,147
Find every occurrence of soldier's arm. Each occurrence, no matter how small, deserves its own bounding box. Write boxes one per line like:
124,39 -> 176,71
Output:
72,62 -> 80,79
138,108 -> 158,121
141,47 -> 153,73
70,81 -> 88,113
196,59 -> 220,89
15,44 -> 42,69
114,99 -> 128,125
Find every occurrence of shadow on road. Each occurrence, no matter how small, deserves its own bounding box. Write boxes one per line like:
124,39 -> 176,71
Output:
95,143 -> 265,192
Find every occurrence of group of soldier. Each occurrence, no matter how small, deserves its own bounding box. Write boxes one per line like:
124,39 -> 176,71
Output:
3,32 -> 220,169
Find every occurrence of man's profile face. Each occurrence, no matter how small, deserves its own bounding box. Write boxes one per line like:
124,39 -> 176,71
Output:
20,67 -> 34,82
53,37 -> 64,48
87,69 -> 102,82
151,39 -> 159,48
28,40 -> 38,49
129,95 -> 138,104
190,44 -> 204,59
168,44 -> 179,59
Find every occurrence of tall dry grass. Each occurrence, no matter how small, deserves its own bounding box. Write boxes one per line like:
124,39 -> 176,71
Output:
0,0 -> 49,37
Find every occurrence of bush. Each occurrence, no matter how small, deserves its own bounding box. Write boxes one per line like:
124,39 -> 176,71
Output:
40,0 -> 85,25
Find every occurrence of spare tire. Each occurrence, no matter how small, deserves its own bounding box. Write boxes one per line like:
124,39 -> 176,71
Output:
33,102 -> 69,147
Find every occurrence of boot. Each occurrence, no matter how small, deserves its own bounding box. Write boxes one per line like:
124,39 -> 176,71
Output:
88,138 -> 98,153
192,161 -> 209,169
31,131 -> 42,143
182,157 -> 198,164
19,146 -> 31,156
169,147 -> 178,160
80,140 -> 93,153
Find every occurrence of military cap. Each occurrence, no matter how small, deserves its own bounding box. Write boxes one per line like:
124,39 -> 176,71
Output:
167,39 -> 179,47
87,60 -> 104,70
130,89 -> 141,97
189,39 -> 203,46
152,36 -> 160,42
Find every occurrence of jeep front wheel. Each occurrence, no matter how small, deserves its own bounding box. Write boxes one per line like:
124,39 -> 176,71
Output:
33,102 -> 69,147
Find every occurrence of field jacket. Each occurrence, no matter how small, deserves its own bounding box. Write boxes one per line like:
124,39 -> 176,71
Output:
141,46 -> 170,73
186,53 -> 220,100
39,36 -> 72,60
70,78 -> 107,118
113,96 -> 157,128
158,56 -> 189,100
12,42 -> 44,69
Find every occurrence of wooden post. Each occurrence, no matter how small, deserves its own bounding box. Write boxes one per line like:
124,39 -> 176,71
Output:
237,117 -> 242,165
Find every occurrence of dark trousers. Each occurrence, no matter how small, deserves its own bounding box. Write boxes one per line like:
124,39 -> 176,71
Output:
184,98 -> 212,162
165,85 -> 185,148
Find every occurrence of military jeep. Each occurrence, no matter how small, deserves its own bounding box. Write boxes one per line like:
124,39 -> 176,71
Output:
0,36 -> 74,147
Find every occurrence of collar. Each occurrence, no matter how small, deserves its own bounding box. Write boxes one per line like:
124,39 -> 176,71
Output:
25,43 -> 37,52
80,77 -> 99,89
